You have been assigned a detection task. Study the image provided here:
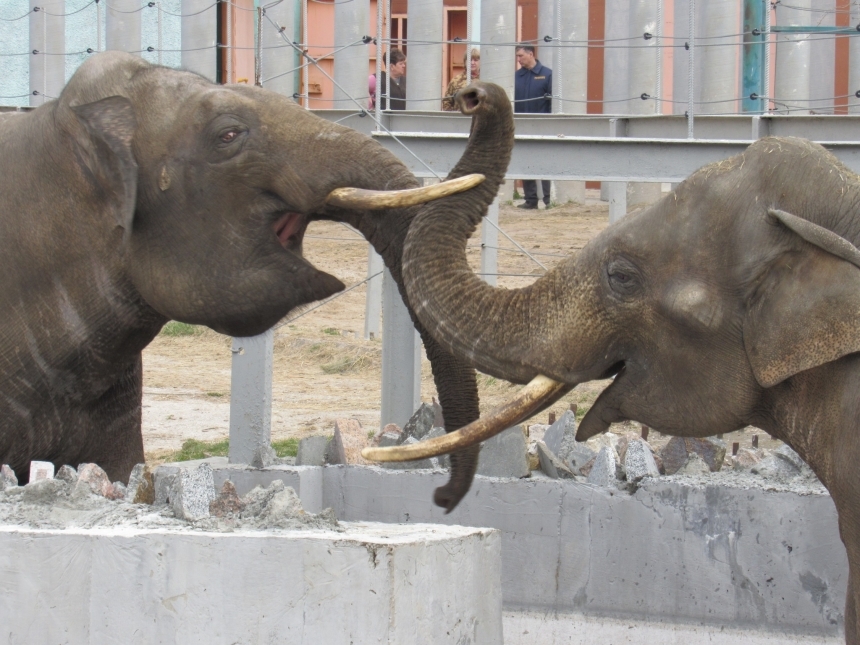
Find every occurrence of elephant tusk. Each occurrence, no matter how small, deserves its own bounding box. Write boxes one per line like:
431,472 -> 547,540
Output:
325,173 -> 485,210
362,375 -> 569,462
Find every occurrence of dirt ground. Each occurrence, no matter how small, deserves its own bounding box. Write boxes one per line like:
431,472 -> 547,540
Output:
142,190 -> 776,463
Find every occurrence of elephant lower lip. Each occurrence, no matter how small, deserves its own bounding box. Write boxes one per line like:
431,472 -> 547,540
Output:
273,212 -> 305,248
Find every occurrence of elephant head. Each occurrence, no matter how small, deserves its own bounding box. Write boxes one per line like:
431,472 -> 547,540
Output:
365,135 -> 860,642
0,52 -> 508,490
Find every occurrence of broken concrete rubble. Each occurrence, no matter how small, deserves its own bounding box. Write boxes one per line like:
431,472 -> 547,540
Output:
624,439 -> 660,483
29,461 -> 54,482
477,425 -> 529,479
1,465 -> 18,490
327,418 -> 368,465
660,436 -> 727,474
402,403 -> 437,441
170,462 -> 217,521
536,442 -> 576,480
586,447 -> 622,487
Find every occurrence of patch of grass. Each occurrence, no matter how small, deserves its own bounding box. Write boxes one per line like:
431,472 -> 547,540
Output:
206,392 -> 224,398
575,405 -> 589,422
170,438 -> 229,462
321,354 -> 372,374
272,438 -> 299,457
513,190 -> 522,200
322,327 -> 340,336
160,321 -> 203,337
477,374 -> 498,388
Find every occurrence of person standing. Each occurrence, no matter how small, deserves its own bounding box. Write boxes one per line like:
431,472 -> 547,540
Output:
514,44 -> 552,209
369,49 -> 407,111
442,49 -> 480,111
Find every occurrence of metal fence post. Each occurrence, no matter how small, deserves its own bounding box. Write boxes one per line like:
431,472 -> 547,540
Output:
364,246 -> 383,339
481,196 -> 499,286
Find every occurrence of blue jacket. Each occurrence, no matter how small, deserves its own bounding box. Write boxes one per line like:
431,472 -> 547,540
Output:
514,61 -> 552,114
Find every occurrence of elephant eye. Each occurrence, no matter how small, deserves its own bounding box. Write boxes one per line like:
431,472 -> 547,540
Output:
606,259 -> 641,295
220,129 -> 240,143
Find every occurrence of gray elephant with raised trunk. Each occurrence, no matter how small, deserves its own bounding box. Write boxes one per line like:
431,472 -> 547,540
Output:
0,51 -> 499,496
368,112 -> 860,639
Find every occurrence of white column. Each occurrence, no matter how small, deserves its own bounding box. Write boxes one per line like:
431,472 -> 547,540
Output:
774,0 -> 812,114
380,267 -> 422,429
407,0 -> 444,110
851,3 -> 860,113
261,0 -> 298,96
333,0 -> 369,109
181,0 -> 218,82
697,0 -> 739,114
364,247 -> 383,340
228,331 -> 273,465
480,0 -> 516,100
29,0 -> 65,106
106,0 -> 141,54
628,0 -> 659,116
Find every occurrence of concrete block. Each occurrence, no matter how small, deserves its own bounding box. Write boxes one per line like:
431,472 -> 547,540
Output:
170,463 -> 217,521
328,418 -> 368,465
752,454 -> 801,480
677,452 -> 710,475
543,410 -> 576,456
55,465 -> 78,484
75,463 -> 113,498
732,447 -> 765,470
774,444 -> 806,471
0,465 -> 17,489
0,523 -> 502,645
624,439 -> 660,483
402,403 -> 436,441
627,182 -> 662,209
425,427 -> 450,468
126,463 -> 155,504
586,447 -> 621,487
661,436 -> 727,474
537,442 -> 575,480
29,461 -> 54,482
296,435 -> 330,466
21,478 -> 68,504
374,430 -> 402,448
209,479 -> 245,517
477,425 -> 529,478
381,437 -> 440,471
250,443 -> 278,468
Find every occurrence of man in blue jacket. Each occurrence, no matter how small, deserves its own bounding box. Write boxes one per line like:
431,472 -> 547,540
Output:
514,45 -> 552,209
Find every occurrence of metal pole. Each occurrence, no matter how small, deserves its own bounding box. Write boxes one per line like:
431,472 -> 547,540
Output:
466,0 -> 472,83
774,0 -> 812,114
29,0 -> 64,106
742,0 -> 765,113
480,197 -> 499,287
157,2 -> 162,65
96,0 -> 102,52
480,0 -> 515,100
374,0 -> 382,119
260,0 -> 296,95
407,0 -> 443,110
656,0 -> 663,112
687,0 -> 695,138
698,0 -> 739,114
255,6 -> 262,86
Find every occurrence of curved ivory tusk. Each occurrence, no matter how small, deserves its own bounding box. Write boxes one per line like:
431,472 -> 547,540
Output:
362,375 -> 569,462
325,173 -> 485,210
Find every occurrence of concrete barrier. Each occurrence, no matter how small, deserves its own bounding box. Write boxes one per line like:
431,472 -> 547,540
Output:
156,459 -> 846,640
0,522 -> 501,644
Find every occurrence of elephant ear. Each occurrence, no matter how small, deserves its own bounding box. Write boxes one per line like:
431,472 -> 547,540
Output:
743,209 -> 860,388
71,96 -> 138,241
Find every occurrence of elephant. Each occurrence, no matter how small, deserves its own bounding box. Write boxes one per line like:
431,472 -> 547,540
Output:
0,50 -> 506,504
364,95 -> 860,640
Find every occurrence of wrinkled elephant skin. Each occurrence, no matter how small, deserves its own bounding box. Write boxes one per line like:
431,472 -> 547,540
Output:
403,135 -> 860,642
0,52 -> 505,496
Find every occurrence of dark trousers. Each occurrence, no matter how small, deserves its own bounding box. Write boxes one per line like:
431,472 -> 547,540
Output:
523,179 -> 551,205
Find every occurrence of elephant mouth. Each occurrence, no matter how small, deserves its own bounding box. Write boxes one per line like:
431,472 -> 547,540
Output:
273,212 -> 307,249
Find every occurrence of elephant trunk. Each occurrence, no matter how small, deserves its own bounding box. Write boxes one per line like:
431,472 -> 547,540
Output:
402,83 -> 580,386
